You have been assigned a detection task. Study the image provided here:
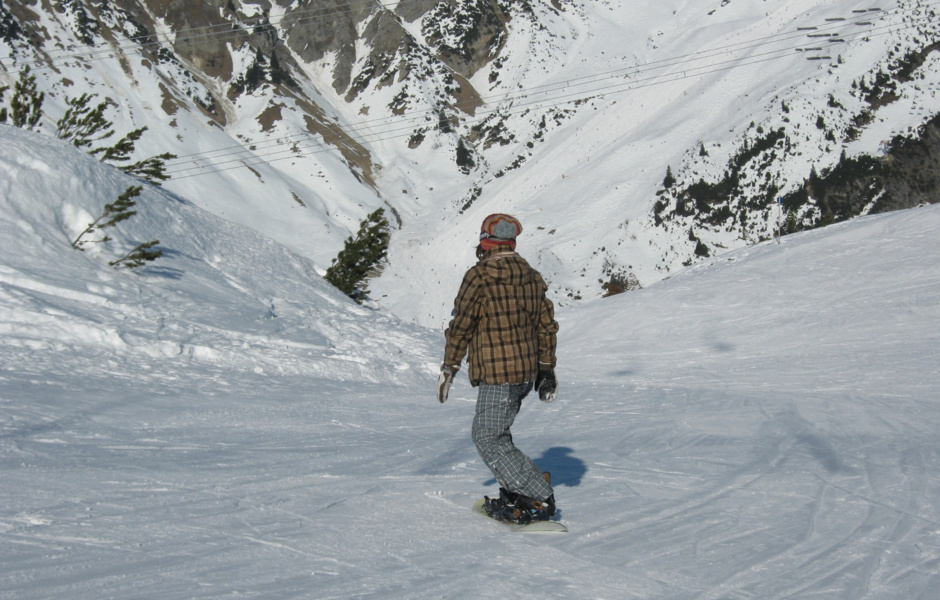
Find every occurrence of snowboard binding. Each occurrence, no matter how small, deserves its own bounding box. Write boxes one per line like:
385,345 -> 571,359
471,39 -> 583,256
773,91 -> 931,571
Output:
483,487 -> 556,525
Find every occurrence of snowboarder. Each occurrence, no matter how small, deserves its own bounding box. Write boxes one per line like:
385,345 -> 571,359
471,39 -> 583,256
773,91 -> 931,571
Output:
437,213 -> 560,524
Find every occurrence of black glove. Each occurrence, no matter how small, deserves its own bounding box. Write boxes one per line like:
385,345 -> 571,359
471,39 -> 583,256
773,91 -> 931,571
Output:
437,365 -> 458,403
535,368 -> 557,403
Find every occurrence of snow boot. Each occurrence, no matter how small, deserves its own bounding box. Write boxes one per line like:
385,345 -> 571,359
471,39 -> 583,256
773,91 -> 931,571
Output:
514,494 -> 556,524
484,492 -> 556,525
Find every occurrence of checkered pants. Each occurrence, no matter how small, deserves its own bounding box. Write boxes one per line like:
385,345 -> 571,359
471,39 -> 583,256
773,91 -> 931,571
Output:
471,382 -> 553,501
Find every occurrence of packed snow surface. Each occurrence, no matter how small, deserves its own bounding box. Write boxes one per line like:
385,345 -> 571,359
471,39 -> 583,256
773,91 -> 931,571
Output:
2,125 -> 940,598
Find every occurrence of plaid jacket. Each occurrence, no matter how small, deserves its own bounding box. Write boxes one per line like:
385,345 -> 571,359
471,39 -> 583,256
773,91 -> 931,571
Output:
444,248 -> 558,386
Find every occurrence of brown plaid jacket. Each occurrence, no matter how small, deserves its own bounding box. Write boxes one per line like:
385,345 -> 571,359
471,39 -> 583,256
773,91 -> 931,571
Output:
444,248 -> 558,386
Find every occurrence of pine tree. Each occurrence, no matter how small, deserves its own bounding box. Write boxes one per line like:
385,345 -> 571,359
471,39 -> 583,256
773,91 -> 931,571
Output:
72,185 -> 142,249
56,93 -> 115,149
0,85 -> 7,123
93,125 -> 177,185
71,185 -> 163,269
324,209 -> 390,302
120,152 -> 176,186
785,209 -> 799,234
5,66 -> 44,129
663,165 -> 676,189
109,240 -> 162,268
57,97 -> 178,185
93,126 -> 147,163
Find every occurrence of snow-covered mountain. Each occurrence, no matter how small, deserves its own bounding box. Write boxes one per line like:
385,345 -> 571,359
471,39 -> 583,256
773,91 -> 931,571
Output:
3,120 -> 940,599
2,0 -> 938,327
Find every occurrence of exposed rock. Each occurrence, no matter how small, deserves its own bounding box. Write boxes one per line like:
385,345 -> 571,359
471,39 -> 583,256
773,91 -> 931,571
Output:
421,0 -> 508,78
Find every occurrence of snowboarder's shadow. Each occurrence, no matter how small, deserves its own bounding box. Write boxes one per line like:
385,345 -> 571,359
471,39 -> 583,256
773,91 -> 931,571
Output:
534,447 -> 586,487
483,446 -> 586,488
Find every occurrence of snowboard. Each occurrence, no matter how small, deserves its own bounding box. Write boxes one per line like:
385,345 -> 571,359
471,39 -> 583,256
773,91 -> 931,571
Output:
472,498 -> 568,533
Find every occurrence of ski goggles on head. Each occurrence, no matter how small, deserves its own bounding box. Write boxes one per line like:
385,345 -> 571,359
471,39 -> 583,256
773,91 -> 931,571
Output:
479,231 -> 515,243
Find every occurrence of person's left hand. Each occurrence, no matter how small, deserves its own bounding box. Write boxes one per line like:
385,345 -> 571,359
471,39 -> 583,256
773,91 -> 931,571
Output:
535,369 -> 557,402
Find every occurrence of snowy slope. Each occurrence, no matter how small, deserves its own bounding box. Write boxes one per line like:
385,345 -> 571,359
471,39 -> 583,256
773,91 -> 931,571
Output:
3,124 -> 940,598
0,124 -> 438,386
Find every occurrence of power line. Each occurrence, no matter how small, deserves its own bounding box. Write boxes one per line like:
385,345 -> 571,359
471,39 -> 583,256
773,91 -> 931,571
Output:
169,7 -> 919,169
166,15 -> 876,168
4,0 -> 935,180
165,9 -> 938,179
171,4 -> 880,164
169,15 -> 937,181
167,19 -> 930,179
